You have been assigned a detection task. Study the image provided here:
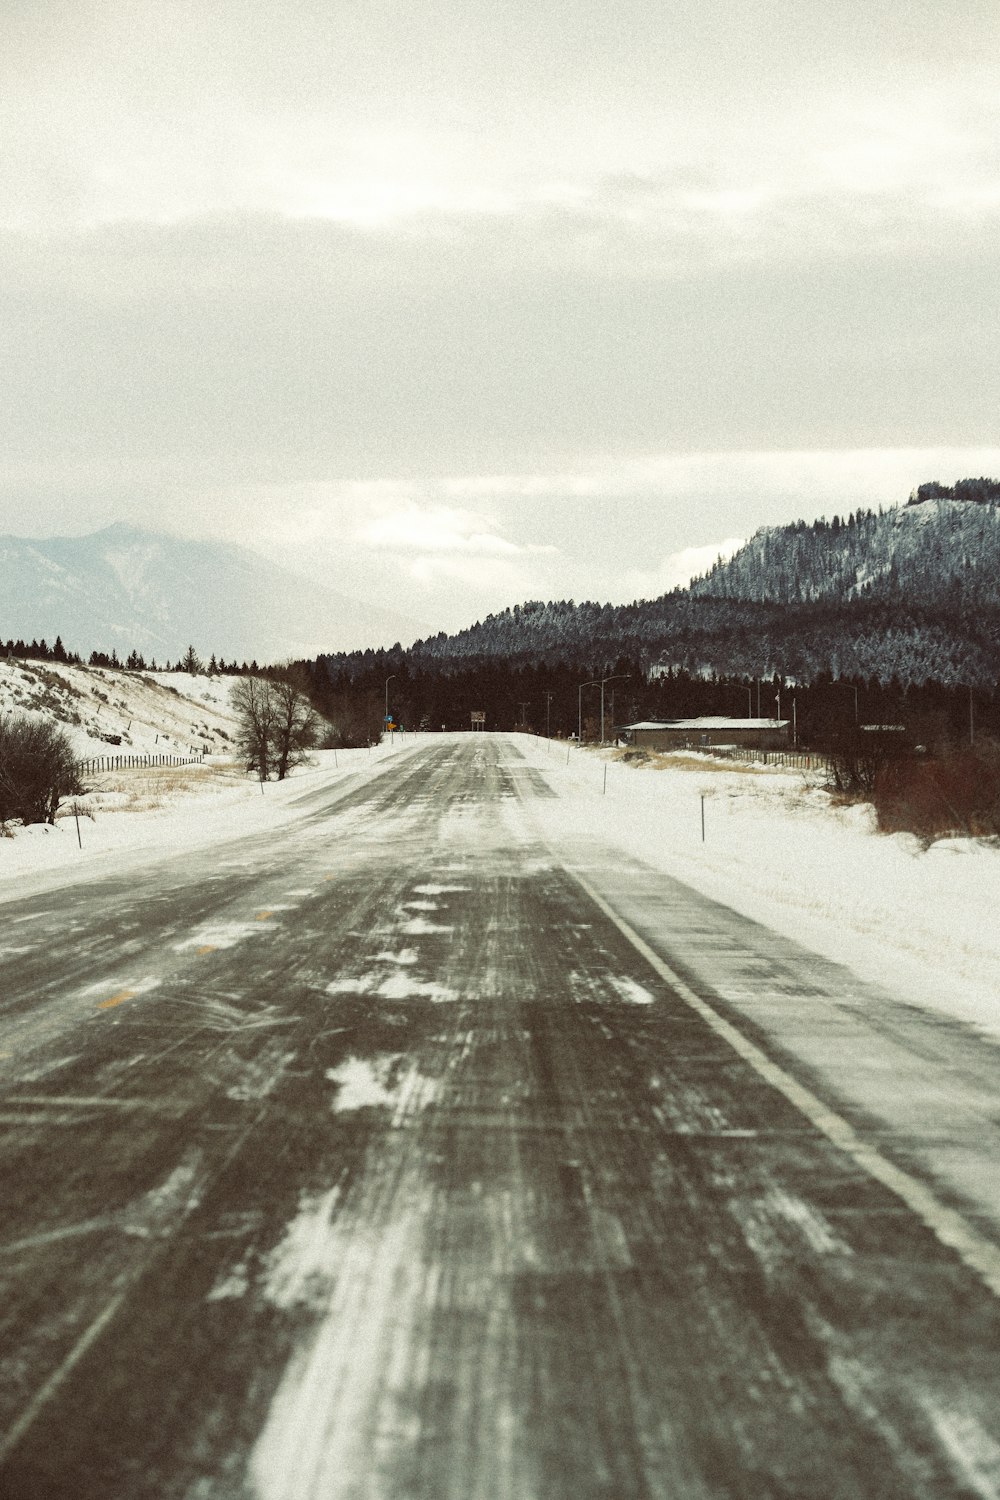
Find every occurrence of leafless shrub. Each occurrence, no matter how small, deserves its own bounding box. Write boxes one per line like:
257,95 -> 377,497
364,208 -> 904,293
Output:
872,740 -> 1000,843
0,715 -> 84,825
822,726 -> 910,797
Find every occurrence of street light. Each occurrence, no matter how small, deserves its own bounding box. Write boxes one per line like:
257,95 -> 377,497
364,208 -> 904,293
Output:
384,674 -> 396,739
545,691 -> 554,740
600,674 -> 629,744
578,679 -> 599,742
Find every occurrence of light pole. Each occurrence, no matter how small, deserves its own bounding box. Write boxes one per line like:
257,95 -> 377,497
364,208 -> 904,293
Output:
578,679 -> 599,742
746,685 -> 753,718
600,675 -> 629,744
384,674 -> 396,740
545,691 -> 554,740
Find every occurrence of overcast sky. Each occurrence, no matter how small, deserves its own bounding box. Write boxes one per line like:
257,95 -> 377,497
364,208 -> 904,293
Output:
3,1 -> 999,632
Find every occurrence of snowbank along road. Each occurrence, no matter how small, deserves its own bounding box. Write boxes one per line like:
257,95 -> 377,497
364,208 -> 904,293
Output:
1,735 -> 999,1499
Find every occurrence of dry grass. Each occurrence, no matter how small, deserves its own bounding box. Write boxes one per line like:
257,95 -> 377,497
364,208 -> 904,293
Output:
607,746 -> 781,777
79,759 -> 246,813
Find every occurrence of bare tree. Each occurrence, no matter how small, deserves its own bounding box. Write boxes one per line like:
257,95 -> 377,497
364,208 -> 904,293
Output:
269,670 -> 321,779
230,671 -> 321,781
230,676 -> 279,781
0,715 -> 84,825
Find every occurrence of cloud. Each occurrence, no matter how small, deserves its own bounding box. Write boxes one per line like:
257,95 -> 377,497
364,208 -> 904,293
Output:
360,504 -> 523,558
623,539 -> 746,600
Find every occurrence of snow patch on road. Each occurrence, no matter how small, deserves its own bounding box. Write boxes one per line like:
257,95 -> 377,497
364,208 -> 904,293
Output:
399,915 -> 453,936
373,948 -> 419,966
609,975 -> 656,1006
80,974 -> 160,999
326,1054 -> 441,1116
326,971 -> 458,1004
325,1057 -> 399,1111
175,921 -> 269,951
261,1186 -> 343,1311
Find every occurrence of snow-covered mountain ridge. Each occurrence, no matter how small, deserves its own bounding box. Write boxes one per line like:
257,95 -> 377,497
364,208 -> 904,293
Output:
0,523 -> 420,663
353,494 -> 1000,689
690,498 -> 1000,609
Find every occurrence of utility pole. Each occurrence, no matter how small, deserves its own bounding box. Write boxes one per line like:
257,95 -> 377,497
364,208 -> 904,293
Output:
545,691 -> 554,739
578,679 -> 598,742
600,674 -> 629,745
518,700 -> 530,730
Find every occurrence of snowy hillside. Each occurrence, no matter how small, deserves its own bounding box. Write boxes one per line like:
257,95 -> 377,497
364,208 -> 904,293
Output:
0,523 -> 421,663
0,658 -> 243,760
691,498 -> 1000,609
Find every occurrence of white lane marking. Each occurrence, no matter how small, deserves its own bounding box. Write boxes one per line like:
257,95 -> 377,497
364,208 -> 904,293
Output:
571,868 -> 1000,1302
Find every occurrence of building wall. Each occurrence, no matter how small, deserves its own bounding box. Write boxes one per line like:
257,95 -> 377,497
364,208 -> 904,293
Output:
632,725 -> 792,751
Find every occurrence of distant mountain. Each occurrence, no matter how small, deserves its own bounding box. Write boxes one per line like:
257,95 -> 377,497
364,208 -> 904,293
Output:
321,494 -> 1000,690
0,523 -> 420,663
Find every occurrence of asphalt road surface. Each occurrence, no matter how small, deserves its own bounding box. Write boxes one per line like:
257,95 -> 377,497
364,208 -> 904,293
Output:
1,736 -> 999,1499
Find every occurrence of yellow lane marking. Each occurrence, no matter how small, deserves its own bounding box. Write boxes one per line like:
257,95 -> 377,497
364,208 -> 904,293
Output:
196,945 -> 217,955
255,911 -> 273,921
97,990 -> 137,1011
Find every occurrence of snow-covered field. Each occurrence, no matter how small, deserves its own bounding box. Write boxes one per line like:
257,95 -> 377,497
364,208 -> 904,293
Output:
2,710 -> 998,1043
0,742 -> 420,896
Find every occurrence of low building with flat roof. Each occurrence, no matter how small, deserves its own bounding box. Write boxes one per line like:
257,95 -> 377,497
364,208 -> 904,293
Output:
619,717 -> 791,751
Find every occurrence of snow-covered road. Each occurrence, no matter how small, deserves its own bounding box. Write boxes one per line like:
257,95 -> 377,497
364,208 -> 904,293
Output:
1,736 -> 999,1498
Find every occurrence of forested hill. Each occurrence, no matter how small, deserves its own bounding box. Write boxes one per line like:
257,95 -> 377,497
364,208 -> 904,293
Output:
317,491 -> 1000,691
690,497 -> 1000,610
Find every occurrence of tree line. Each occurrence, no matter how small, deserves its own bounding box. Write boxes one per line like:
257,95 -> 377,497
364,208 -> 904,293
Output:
2,637 -> 262,675
301,650 -> 1000,753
